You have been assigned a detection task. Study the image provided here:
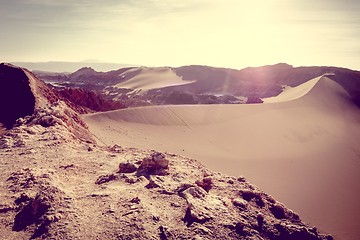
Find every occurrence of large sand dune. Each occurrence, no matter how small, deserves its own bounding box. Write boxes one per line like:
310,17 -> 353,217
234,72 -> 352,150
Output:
114,67 -> 195,92
84,76 -> 360,240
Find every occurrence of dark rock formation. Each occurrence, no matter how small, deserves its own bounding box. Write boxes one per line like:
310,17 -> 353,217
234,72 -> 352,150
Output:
0,63 -> 94,143
54,88 -> 126,113
0,63 -> 47,128
246,95 -> 264,104
118,162 -> 138,173
13,195 -> 50,231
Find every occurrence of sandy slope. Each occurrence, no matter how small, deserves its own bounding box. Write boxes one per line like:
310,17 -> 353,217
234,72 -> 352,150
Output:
114,67 -> 195,93
84,76 -> 360,240
262,75 -> 322,103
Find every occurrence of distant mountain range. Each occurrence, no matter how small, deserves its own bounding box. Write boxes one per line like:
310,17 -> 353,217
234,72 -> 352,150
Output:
33,63 -> 360,108
11,61 -> 139,73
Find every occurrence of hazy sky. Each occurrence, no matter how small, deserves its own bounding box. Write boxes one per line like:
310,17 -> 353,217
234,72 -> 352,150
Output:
1,0 -> 360,70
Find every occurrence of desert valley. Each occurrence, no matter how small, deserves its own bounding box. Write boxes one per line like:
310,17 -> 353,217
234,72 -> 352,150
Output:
1,62 -> 360,240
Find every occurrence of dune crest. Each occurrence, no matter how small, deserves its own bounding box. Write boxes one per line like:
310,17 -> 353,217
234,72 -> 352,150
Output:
114,67 -> 195,93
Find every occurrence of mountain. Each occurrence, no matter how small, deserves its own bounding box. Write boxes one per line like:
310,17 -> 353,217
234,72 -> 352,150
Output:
35,63 -> 360,108
11,61 -> 138,73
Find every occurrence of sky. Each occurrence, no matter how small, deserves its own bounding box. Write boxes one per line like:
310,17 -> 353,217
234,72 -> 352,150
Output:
1,0 -> 360,70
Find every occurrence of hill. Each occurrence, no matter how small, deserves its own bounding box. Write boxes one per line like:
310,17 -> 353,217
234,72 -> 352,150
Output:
34,64 -> 360,108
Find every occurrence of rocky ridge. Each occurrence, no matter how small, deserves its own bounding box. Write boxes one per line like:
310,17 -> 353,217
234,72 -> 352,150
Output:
0,63 -> 125,129
53,88 -> 127,114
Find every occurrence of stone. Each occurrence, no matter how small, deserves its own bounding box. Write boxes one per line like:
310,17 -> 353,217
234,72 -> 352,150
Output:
13,195 -> 50,231
118,162 -> 137,173
95,174 -> 118,185
137,152 -> 169,175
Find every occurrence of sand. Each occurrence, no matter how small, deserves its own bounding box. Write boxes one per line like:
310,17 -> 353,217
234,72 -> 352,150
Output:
114,67 -> 195,93
84,76 -> 360,240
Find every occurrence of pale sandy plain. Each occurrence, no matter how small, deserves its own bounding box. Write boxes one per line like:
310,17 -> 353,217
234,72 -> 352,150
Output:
84,75 -> 360,240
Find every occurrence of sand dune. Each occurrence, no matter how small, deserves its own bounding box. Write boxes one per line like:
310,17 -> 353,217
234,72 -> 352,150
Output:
114,67 -> 195,92
263,75 -> 322,103
84,76 -> 360,240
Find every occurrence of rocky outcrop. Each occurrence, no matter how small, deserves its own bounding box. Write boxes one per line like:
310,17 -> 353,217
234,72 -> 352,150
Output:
0,63 -> 94,143
54,88 -> 126,113
0,63 -> 48,128
88,149 -> 333,240
246,95 -> 264,104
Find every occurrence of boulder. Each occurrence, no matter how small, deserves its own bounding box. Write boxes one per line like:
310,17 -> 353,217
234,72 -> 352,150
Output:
137,152 -> 169,175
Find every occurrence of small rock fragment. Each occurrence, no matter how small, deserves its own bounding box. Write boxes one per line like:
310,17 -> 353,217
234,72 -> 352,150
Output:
145,176 -> 161,189
233,198 -> 248,209
130,197 -> 140,204
159,225 -> 172,240
0,204 -> 14,213
237,175 -> 246,182
95,174 -> 117,185
15,193 -> 31,204
257,214 -> 264,229
195,176 -> 212,192
180,187 -> 213,222
118,162 -> 137,173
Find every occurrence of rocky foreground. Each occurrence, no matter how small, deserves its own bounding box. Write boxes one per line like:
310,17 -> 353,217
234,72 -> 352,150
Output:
0,103 -> 333,240
0,63 -> 333,239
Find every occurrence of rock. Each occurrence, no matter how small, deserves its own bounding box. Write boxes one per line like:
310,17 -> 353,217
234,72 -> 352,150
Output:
0,204 -> 14,213
246,96 -> 264,104
15,193 -> 31,204
180,186 -> 228,224
30,216 -> 52,239
159,225 -> 172,240
257,214 -> 264,229
130,197 -> 140,204
137,152 -> 169,175
0,138 -> 10,149
181,187 -> 213,222
95,174 -> 118,185
195,176 -> 213,192
270,203 -> 286,219
118,162 -> 137,173
13,195 -> 50,231
145,176 -> 162,189
0,63 -> 95,143
237,175 -> 246,182
108,144 -> 123,153
240,189 -> 265,207
54,88 -> 126,113
233,198 -> 248,209
0,63 -> 37,128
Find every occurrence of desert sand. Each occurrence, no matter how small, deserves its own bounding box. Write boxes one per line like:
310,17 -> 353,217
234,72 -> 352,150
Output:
114,67 -> 195,93
84,75 -> 360,240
